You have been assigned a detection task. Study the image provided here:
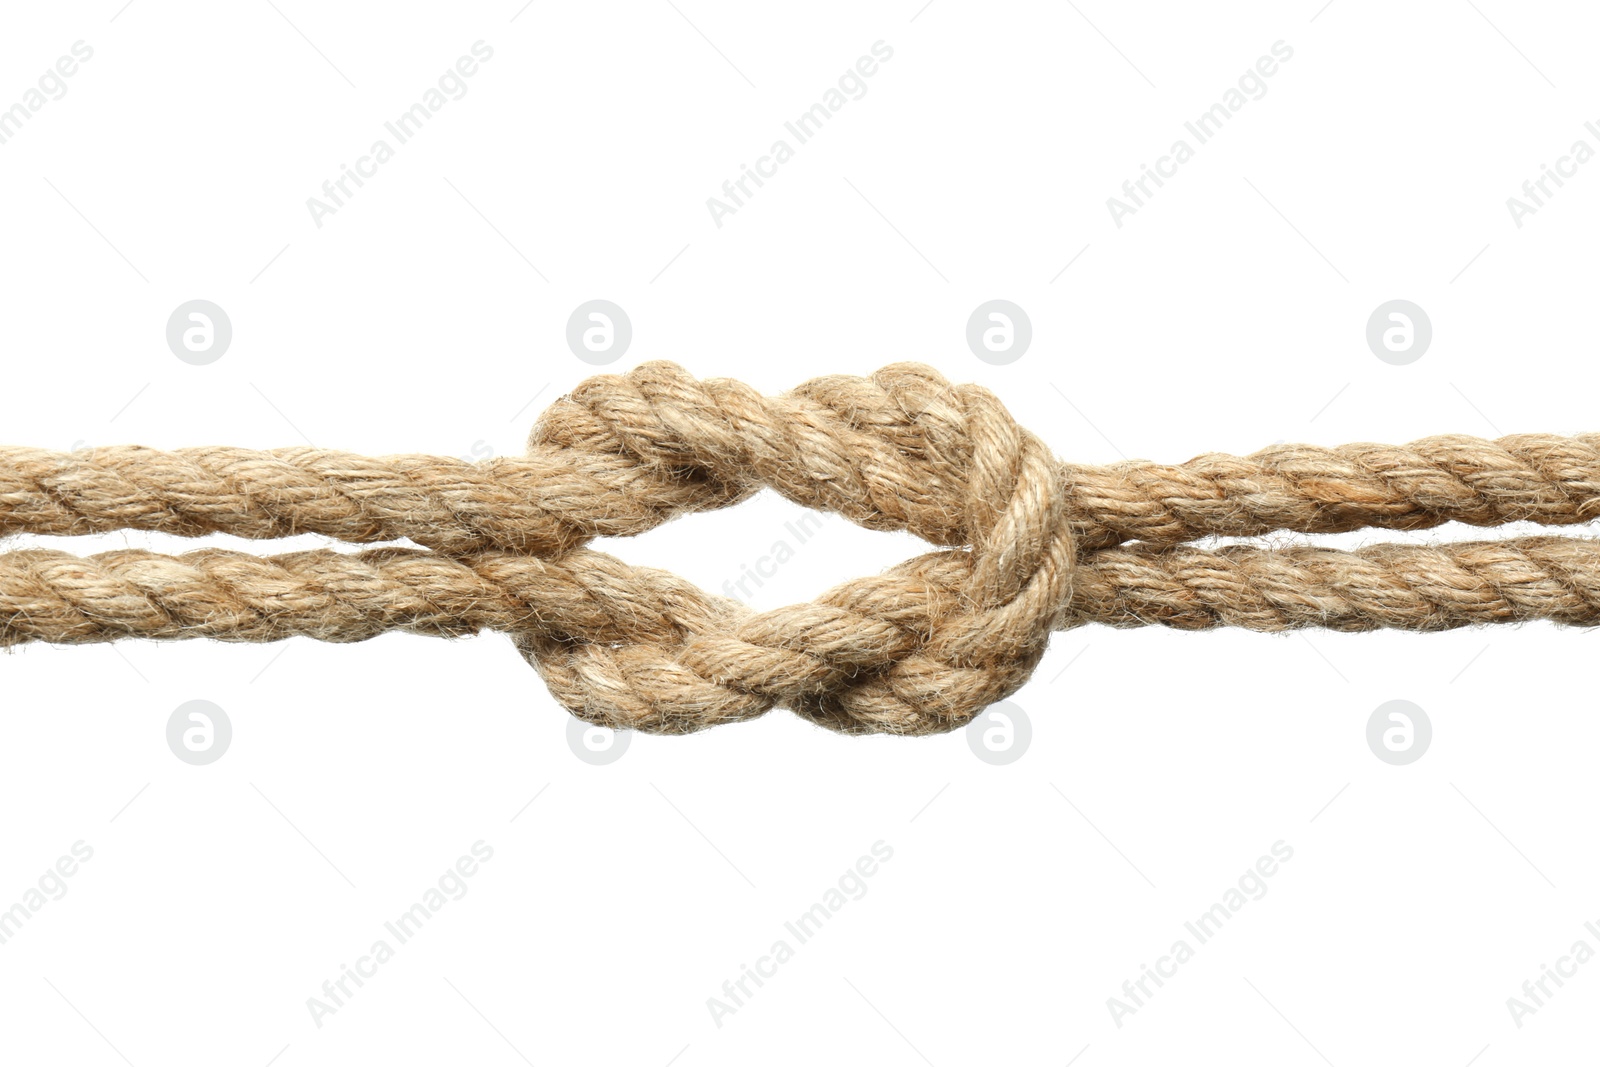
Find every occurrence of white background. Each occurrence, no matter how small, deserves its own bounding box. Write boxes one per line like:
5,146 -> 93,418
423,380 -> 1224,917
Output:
1,1 -> 1598,1063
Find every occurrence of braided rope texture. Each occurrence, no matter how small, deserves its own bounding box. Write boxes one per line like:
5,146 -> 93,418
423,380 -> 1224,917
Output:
5,361 -> 1600,734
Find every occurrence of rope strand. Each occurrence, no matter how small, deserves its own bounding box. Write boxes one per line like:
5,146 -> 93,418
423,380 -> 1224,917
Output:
11,434 -> 1600,552
4,535 -> 1599,732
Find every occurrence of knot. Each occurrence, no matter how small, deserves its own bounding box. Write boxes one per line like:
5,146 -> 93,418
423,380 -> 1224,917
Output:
513,361 -> 1076,734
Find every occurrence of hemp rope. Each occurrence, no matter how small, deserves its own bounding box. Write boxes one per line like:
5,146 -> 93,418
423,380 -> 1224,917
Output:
4,361 -> 1599,734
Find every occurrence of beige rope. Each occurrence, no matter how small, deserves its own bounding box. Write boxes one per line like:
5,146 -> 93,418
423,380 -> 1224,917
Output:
4,361 -> 1599,735
10,368 -> 1600,553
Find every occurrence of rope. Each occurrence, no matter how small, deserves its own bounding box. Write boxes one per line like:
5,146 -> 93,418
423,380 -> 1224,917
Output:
4,361 -> 1599,735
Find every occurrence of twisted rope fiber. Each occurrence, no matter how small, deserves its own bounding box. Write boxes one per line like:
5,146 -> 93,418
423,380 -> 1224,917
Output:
5,361 -> 1600,735
6,536 -> 1600,734
10,380 -> 1600,553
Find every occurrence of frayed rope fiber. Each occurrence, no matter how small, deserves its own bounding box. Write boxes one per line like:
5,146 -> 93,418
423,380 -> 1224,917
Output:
5,361 -> 1600,735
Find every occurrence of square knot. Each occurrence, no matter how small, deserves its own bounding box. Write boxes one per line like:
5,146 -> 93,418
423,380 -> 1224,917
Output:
517,360 -> 1077,735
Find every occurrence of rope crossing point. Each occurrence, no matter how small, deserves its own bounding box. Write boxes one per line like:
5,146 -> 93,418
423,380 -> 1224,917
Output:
5,361 -> 1600,734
